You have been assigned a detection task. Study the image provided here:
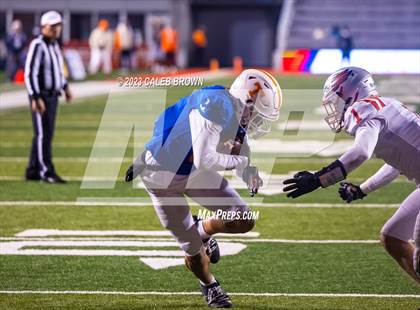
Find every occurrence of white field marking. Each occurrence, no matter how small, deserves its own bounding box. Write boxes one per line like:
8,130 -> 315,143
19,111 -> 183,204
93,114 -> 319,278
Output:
0,240 -> 245,257
0,140 -> 353,157
277,120 -> 331,131
14,229 -> 260,238
140,257 -> 184,269
0,201 -> 400,208
0,142 -> 151,148
0,290 -> 418,298
0,157 -> 117,163
0,238 -> 246,269
0,175 -> 411,187
0,237 -> 380,244
0,176 -> 127,181
248,139 -> 353,156
218,239 -> 379,244
0,157 -> 339,163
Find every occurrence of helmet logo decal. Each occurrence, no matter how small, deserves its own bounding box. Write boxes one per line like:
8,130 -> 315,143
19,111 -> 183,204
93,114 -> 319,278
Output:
248,81 -> 263,99
331,69 -> 352,93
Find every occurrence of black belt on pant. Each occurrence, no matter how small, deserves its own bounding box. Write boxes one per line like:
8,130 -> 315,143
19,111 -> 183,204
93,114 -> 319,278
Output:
41,90 -> 60,97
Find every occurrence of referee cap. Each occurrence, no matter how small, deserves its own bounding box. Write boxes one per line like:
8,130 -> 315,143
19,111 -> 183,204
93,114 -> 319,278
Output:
41,11 -> 62,27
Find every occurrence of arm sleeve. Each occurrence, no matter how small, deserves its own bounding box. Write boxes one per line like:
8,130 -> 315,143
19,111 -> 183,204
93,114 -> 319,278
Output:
338,119 -> 381,174
235,136 -> 251,178
360,164 -> 400,194
189,109 -> 249,171
24,41 -> 42,99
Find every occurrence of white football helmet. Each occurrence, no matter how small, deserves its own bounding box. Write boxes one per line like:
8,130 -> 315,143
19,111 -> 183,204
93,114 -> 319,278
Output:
322,66 -> 377,133
229,69 -> 282,139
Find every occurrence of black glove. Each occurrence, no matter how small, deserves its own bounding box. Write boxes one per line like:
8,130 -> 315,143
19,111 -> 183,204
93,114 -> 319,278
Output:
283,171 -> 321,198
338,182 -> 366,203
125,164 -> 135,182
242,166 -> 263,197
125,152 -> 147,182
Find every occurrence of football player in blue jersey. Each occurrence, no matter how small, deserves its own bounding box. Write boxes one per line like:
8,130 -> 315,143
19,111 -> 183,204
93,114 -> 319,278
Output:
126,69 -> 282,308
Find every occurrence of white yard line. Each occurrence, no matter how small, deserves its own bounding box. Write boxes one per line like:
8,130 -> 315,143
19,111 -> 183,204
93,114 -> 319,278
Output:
0,157 -> 338,163
14,229 -> 259,238
0,156 -> 133,163
0,201 -> 399,208
0,237 -> 379,244
0,290 -> 418,298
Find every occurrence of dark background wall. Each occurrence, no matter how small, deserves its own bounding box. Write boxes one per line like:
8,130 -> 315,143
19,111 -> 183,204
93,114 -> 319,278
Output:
192,1 -> 282,67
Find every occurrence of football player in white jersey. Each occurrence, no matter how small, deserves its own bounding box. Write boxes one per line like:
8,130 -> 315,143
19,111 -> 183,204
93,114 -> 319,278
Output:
283,67 -> 420,284
126,69 -> 282,307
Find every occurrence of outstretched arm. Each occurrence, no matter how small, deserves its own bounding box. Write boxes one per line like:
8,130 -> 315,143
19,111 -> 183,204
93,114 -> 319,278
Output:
283,119 -> 383,198
338,119 -> 381,175
360,163 -> 400,194
338,164 -> 400,203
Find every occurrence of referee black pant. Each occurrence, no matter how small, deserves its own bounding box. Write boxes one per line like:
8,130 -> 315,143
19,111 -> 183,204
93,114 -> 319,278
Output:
26,93 -> 58,179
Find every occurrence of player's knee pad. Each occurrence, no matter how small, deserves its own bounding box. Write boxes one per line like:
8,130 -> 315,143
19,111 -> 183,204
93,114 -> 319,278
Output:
380,221 -> 411,244
176,226 -> 203,256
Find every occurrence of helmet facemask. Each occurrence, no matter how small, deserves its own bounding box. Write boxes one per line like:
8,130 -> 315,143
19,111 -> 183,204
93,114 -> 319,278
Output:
322,90 -> 348,133
238,90 -> 274,139
246,113 -> 272,139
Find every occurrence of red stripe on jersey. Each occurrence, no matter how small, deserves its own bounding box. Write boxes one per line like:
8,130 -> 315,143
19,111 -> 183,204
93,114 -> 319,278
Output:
363,98 -> 380,110
351,109 -> 362,124
376,97 -> 386,107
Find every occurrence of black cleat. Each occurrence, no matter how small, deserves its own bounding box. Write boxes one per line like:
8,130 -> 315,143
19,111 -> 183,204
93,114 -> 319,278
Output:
52,174 -> 67,183
25,172 -> 41,181
41,175 -> 67,184
200,280 -> 232,308
193,215 -> 220,264
25,175 -> 41,181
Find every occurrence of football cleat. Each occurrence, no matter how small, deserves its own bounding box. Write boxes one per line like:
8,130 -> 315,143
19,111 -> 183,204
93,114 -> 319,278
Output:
193,215 -> 220,264
200,280 -> 232,308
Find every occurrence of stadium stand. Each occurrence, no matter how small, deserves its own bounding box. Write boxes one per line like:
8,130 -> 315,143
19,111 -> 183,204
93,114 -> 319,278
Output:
288,0 -> 420,49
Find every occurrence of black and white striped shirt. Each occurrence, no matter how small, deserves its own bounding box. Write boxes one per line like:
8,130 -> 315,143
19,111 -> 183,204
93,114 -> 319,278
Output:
24,35 -> 67,99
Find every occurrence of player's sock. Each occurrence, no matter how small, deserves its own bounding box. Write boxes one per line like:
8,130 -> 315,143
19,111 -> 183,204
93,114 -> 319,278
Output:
414,212 -> 420,248
414,213 -> 420,277
195,217 -> 211,240
193,215 -> 220,264
199,275 -> 216,286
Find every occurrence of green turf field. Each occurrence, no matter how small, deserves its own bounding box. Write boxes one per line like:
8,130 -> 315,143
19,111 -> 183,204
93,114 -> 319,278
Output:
0,74 -> 419,309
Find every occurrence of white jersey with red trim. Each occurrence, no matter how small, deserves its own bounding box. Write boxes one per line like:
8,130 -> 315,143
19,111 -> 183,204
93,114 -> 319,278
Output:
343,96 -> 420,182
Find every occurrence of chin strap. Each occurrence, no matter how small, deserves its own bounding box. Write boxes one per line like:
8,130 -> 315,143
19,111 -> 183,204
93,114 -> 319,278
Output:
235,126 -> 246,144
315,160 -> 347,188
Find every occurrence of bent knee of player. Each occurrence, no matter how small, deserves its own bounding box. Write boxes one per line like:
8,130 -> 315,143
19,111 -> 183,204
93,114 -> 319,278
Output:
225,218 -> 255,233
380,233 -> 410,257
184,246 -> 207,269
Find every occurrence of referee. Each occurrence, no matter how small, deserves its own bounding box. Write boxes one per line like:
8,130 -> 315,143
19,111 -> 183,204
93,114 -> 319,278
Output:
24,11 -> 73,183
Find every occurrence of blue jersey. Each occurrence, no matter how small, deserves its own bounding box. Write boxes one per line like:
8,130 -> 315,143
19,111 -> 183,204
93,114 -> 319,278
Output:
145,85 -> 239,175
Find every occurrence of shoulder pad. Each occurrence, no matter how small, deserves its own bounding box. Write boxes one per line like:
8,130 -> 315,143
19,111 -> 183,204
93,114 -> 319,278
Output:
196,88 -> 235,128
343,97 -> 385,135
